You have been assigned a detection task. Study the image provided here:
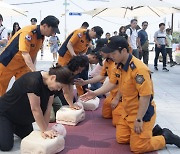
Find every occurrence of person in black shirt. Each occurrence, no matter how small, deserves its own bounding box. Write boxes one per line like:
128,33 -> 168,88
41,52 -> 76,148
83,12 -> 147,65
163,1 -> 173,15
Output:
0,65 -> 74,151
119,26 -> 128,40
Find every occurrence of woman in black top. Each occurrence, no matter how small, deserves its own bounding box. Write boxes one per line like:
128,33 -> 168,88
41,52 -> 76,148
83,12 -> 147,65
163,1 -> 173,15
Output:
0,65 -> 74,151
119,26 -> 128,40
10,22 -> 21,38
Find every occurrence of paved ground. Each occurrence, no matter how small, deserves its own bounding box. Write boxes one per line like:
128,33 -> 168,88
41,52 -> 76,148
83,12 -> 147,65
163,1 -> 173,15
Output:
1,49 -> 180,154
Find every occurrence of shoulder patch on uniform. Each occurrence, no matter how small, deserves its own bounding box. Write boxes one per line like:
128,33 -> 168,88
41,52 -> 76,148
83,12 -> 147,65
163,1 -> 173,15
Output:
25,35 -> 32,41
135,74 -> 145,84
130,62 -> 136,70
77,33 -> 82,38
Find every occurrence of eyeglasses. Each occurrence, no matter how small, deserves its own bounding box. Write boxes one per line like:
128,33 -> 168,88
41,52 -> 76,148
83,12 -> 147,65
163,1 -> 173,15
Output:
143,24 -> 148,26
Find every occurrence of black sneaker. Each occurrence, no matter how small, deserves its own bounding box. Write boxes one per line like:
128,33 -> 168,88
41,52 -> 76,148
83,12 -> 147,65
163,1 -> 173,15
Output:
170,63 -> 175,67
152,124 -> 163,136
162,67 -> 169,72
162,128 -> 180,148
154,67 -> 158,71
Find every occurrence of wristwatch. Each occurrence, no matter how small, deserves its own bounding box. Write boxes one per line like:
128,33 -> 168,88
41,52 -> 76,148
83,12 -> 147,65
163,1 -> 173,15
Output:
136,119 -> 142,122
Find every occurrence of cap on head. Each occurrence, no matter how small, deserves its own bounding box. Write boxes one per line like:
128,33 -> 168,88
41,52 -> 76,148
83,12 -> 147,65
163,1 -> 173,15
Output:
96,38 -> 108,48
41,15 -> 60,34
30,18 -> 37,23
0,14 -> 3,21
101,36 -> 129,53
92,26 -> 103,39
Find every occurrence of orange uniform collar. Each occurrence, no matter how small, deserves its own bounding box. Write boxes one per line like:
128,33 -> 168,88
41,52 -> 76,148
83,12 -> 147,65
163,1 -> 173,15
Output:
32,25 -> 44,39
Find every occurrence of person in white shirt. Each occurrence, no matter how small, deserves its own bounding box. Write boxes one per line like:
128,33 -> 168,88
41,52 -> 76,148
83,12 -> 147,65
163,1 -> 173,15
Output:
49,33 -> 60,62
0,14 -> 8,54
126,19 -> 139,58
166,28 -> 175,67
154,23 -> 169,72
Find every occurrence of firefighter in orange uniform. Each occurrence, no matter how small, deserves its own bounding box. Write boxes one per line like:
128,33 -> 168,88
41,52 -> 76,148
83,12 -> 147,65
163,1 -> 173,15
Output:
74,38 -> 119,120
58,26 -> 103,66
58,26 -> 103,95
80,36 -> 180,153
0,15 -> 60,96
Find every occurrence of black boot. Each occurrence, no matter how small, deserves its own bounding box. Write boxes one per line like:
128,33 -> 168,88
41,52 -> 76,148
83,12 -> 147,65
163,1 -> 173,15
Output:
152,124 -> 163,136
162,128 -> 180,148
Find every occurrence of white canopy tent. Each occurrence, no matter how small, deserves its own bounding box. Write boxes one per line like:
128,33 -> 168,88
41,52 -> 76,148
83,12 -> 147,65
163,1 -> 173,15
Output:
0,1 -> 27,17
83,0 -> 180,18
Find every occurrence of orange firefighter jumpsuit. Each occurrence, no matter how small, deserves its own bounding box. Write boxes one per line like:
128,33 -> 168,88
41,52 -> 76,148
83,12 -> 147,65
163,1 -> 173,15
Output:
100,58 -> 119,119
58,28 -> 91,95
109,54 -> 165,153
0,25 -> 44,96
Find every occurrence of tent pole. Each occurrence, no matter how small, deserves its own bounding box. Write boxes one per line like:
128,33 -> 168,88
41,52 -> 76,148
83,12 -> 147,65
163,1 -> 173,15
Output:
171,13 -> 174,33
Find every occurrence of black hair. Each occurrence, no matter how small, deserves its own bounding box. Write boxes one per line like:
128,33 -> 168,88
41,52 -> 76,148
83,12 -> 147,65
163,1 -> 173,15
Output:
87,48 -> 103,66
131,19 -> 137,24
67,55 -> 89,72
119,26 -> 126,34
12,22 -> 21,37
81,22 -> 89,28
159,23 -> 165,27
106,32 -> 110,35
166,28 -> 171,33
49,65 -> 74,84
142,21 -> 148,26
30,18 -> 37,22
0,14 -> 3,26
0,14 -> 3,21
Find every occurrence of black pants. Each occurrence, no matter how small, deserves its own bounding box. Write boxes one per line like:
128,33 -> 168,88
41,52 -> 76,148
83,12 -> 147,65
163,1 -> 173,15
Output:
139,49 -> 149,65
166,48 -> 174,63
154,45 -> 167,67
0,116 -> 33,151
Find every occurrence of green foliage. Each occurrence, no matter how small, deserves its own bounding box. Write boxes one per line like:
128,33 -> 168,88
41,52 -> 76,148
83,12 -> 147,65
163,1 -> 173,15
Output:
172,31 -> 180,43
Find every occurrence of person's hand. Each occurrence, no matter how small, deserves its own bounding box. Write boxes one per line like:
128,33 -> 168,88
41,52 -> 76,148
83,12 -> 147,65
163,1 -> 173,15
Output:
41,129 -> 58,139
79,89 -> 96,102
157,44 -> 161,48
70,104 -> 81,110
134,120 -> 143,134
74,78 -> 86,86
111,97 -> 120,110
